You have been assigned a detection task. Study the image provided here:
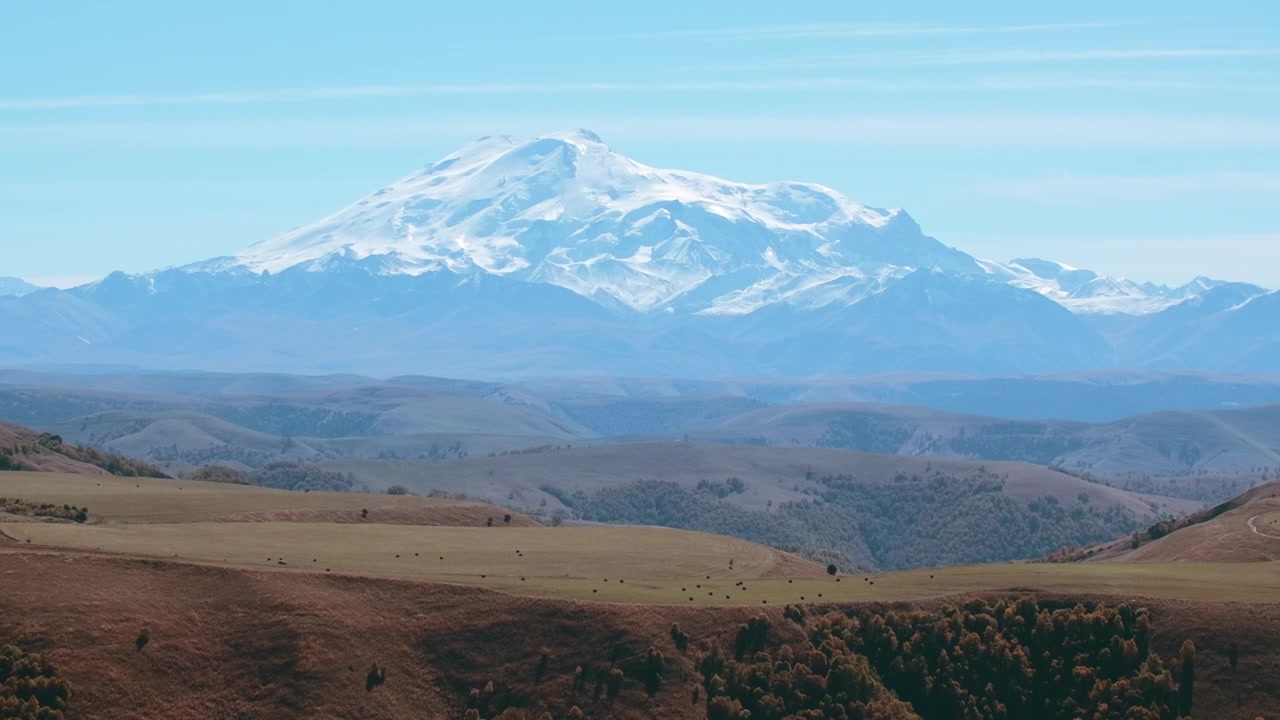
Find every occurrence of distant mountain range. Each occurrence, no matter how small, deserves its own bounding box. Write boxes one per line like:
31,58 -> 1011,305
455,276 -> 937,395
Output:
1,129 -> 1275,376
0,277 -> 40,298
2,368 -> 1276,479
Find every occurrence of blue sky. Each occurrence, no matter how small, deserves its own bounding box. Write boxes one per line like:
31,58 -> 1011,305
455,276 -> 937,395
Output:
2,0 -> 1278,288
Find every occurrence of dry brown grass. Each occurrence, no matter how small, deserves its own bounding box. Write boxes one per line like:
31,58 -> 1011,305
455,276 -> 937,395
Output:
0,470 -> 535,525
1,552 -> 1277,720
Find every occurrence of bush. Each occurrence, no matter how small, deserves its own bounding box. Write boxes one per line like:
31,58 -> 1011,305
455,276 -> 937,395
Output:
670,623 -> 689,652
606,668 -> 623,700
0,644 -> 72,718
826,563 -> 838,576
365,663 -> 386,692
703,597 -> 1193,720
184,466 -> 250,485
252,462 -> 355,492
783,604 -> 806,623
642,647 -> 664,697
385,485 -> 412,495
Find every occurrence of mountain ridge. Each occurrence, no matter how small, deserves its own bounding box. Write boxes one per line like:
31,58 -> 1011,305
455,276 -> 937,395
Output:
3,129 -> 1277,376
190,129 -> 1267,318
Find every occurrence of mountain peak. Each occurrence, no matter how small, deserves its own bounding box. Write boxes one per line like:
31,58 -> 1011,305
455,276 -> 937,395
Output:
0,276 -> 41,298
208,132 -> 1236,319
545,128 -> 604,144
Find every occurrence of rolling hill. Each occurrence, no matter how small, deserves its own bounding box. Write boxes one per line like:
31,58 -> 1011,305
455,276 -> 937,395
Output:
320,442 -> 1197,572
0,421 -> 169,477
3,470 -> 1278,719
695,401 -> 1280,477
1064,478 -> 1280,564
3,370 -> 1279,482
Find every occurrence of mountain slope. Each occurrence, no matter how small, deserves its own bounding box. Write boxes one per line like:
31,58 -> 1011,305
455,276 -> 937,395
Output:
694,401 -> 1280,477
0,277 -> 40,298
220,129 -> 982,316
1,130 -> 1276,376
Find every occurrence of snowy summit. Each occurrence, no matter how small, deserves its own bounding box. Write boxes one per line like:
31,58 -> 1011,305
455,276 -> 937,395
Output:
220,130 -> 1246,317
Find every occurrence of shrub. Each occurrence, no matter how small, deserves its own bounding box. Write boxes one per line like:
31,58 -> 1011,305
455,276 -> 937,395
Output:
606,668 -> 623,700
704,597 -> 1192,720
783,604 -> 806,623
365,662 -> 387,692
0,644 -> 72,718
826,563 -> 838,576
642,647 -> 664,697
1178,640 -> 1196,717
184,466 -> 250,485
670,623 -> 689,652
385,485 -> 411,495
134,628 -> 150,653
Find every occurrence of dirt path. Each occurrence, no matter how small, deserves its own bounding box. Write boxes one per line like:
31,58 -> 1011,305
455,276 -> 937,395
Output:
1247,515 -> 1280,539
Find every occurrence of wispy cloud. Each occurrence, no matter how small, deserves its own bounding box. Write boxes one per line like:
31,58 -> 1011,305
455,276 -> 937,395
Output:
975,172 -> 1280,201
713,47 -> 1280,71
5,113 -> 1279,150
634,21 -> 1116,40
0,80 -> 913,110
7,71 -> 1278,112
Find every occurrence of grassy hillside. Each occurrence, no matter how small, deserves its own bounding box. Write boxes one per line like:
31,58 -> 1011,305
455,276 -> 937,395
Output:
320,443 -> 1195,571
0,421 -> 169,477
1054,479 -> 1280,564
3,471 -> 1279,718
8,552 -> 1274,719
697,402 -> 1280,479
4,372 -> 1279,482
0,470 -> 535,526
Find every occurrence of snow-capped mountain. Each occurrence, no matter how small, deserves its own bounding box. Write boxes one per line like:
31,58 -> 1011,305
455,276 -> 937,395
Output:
200,130 -> 1254,318
2,130 -> 1276,377
201,129 -> 987,315
979,258 -> 1245,315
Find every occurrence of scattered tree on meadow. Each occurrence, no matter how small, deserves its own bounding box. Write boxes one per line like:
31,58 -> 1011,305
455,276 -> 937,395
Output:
535,651 -> 550,686
669,623 -> 689,652
365,662 -> 386,692
642,646 -> 664,697
605,668 -> 623,700
1178,640 -> 1196,717
0,644 -> 72,718
698,597 -> 1195,720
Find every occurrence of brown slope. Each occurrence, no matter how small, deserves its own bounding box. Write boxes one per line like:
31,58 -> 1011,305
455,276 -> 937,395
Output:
0,552 -> 782,720
1085,479 -> 1280,563
2,552 -> 1278,720
321,442 -> 1199,517
0,421 -> 112,474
